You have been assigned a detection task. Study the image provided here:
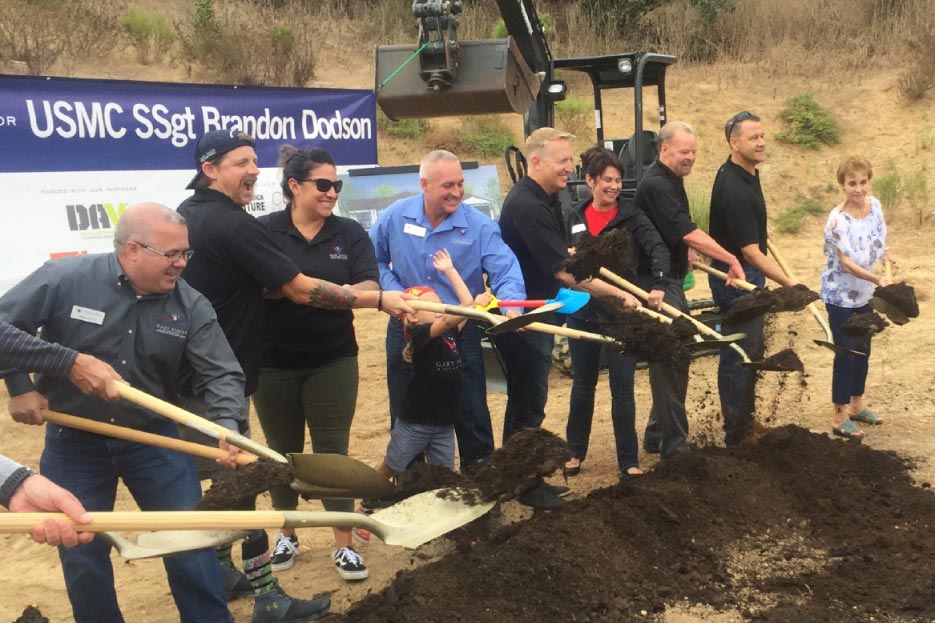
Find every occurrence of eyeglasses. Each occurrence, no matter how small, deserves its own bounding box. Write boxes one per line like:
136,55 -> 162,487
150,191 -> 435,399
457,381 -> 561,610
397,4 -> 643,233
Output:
299,178 -> 343,193
725,111 -> 757,142
133,241 -> 195,262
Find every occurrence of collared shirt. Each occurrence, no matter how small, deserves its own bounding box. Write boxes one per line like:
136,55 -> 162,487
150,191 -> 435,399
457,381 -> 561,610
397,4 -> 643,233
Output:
709,157 -> 767,265
369,193 -> 526,303
634,160 -> 697,279
0,320 -> 77,377
258,208 -> 379,369
498,176 -> 567,300
0,253 -> 246,432
178,188 -> 300,395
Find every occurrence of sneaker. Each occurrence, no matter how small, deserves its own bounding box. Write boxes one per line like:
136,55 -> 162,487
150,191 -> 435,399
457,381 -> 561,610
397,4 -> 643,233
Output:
546,484 -> 571,498
270,533 -> 300,572
332,546 -> 369,581
252,584 -> 330,623
352,507 -> 371,543
516,482 -> 566,510
219,564 -> 253,601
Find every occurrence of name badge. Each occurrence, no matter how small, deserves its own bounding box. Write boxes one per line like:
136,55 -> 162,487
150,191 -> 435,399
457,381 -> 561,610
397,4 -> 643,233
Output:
71,305 -> 105,325
571,223 -> 587,234
403,223 -> 427,238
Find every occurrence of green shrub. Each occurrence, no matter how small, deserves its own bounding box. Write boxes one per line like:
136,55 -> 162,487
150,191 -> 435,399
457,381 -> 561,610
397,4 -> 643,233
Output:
873,173 -> 901,210
902,169 -> 930,224
458,116 -> 517,159
686,182 -> 710,233
774,200 -> 826,234
554,98 -> 591,136
776,93 -> 840,149
377,110 -> 429,140
492,12 -> 553,38
121,9 -> 177,65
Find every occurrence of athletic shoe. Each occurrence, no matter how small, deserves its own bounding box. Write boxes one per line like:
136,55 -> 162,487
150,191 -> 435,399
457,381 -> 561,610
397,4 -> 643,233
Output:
220,564 -> 253,601
270,533 -> 299,572
516,482 -> 566,510
332,546 -> 369,581
252,584 -> 330,623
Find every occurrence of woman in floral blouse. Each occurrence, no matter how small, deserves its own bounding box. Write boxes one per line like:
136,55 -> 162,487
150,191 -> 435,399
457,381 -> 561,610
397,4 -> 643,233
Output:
819,155 -> 891,439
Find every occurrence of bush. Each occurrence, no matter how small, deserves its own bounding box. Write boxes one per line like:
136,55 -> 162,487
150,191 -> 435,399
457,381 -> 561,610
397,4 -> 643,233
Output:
458,116 -> 517,159
377,110 -> 429,140
774,200 -> 826,234
554,98 -> 591,136
873,173 -> 901,210
776,93 -> 840,149
902,169 -> 930,224
685,181 -> 710,233
121,9 -> 177,65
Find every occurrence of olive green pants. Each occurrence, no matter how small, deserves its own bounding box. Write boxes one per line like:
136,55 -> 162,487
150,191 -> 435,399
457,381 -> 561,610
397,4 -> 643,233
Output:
252,356 -> 359,513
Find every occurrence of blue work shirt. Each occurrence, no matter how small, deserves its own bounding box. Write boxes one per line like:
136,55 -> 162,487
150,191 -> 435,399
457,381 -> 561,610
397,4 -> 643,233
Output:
369,194 -> 526,304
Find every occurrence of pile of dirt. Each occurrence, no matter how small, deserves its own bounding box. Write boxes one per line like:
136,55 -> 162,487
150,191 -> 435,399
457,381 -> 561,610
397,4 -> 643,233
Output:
770,284 -> 820,313
13,606 -> 48,623
723,285 -> 819,325
336,426 -> 935,623
561,228 -> 635,283
196,458 -> 292,510
874,282 -> 920,318
756,348 -> 805,372
590,299 -> 697,365
841,311 -> 889,339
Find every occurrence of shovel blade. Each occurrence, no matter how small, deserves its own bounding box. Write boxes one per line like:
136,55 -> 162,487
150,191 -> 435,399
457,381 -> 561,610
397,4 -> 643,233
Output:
870,296 -> 910,326
550,288 -> 591,314
485,302 -> 563,335
367,489 -> 495,549
287,453 -> 396,499
102,529 -> 248,560
813,339 -> 866,357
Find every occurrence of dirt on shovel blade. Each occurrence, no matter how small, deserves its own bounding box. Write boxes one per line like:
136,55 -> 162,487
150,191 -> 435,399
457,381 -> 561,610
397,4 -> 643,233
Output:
590,298 -> 696,365
196,458 -> 293,510
13,606 -> 48,623
841,311 -> 889,339
874,281 -> 920,318
724,285 -> 819,325
757,348 -> 805,372
334,425 -> 935,623
770,284 -> 820,313
561,228 -> 635,282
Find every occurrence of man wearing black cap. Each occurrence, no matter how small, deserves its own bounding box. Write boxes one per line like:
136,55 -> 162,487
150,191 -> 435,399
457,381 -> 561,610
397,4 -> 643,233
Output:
176,130 -> 411,623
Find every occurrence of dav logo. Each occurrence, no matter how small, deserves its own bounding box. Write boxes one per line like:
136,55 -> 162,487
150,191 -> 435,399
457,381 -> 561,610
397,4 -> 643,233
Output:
329,245 -> 348,260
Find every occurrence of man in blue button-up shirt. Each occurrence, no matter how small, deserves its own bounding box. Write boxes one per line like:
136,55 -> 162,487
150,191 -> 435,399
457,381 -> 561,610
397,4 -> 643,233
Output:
370,150 -> 526,469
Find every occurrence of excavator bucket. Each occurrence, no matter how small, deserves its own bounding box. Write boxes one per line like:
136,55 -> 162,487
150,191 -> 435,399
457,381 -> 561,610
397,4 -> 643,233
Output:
376,38 -> 541,120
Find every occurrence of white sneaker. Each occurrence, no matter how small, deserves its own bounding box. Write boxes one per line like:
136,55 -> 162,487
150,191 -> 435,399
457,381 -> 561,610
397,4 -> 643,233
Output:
270,532 -> 299,571
331,546 -> 369,581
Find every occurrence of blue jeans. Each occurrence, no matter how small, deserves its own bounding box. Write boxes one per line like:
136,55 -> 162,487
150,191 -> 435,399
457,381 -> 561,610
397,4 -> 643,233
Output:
827,302 -> 873,405
565,316 -> 639,470
709,262 -> 766,446
41,421 -> 231,623
386,317 -> 493,469
494,314 -> 560,442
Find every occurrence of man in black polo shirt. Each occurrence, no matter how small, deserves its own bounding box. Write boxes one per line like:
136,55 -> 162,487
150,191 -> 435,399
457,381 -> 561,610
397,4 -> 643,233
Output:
176,130 -> 412,623
708,112 -> 795,446
635,120 -> 744,460
497,127 -> 639,509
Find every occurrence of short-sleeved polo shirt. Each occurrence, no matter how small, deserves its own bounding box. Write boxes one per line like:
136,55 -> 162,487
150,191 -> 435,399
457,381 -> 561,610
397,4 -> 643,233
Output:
709,157 -> 767,265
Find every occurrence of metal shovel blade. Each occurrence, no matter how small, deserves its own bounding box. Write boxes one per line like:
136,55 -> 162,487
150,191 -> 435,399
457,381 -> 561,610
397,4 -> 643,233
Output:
870,296 -> 910,326
685,332 -> 747,350
813,339 -> 866,357
100,529 -> 248,560
287,453 -> 397,499
549,288 -> 591,313
485,302 -> 564,335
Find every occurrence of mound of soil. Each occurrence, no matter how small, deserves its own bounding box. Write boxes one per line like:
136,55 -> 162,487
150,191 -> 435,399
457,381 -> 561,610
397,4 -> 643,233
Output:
841,312 -> 889,339
874,282 -> 919,318
13,606 -> 48,623
769,284 -> 820,313
196,458 -> 292,510
562,229 -> 636,283
590,299 -> 696,365
756,348 -> 804,372
336,426 -> 935,623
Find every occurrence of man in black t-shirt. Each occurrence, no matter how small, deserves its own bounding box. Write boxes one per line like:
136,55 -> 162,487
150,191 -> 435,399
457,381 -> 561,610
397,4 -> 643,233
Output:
708,112 -> 796,446
634,121 -> 744,460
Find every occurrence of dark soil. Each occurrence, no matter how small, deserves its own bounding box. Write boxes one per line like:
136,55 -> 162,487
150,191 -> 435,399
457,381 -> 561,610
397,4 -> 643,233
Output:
874,282 -> 920,318
769,284 -> 820,313
335,426 -> 935,623
562,228 -> 636,282
723,285 -> 819,325
195,458 -> 292,510
13,606 -> 48,623
589,299 -> 696,365
841,311 -> 889,339
753,348 -> 805,373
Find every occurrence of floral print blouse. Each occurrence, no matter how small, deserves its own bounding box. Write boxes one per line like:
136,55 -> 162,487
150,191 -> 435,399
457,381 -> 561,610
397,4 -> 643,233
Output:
820,196 -> 886,308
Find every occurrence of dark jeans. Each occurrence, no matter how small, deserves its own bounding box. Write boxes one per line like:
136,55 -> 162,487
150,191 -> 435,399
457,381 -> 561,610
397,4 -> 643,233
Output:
495,313 -> 560,442
41,422 -> 231,623
566,316 -> 639,470
642,278 -> 691,459
709,262 -> 766,445
387,317 -> 493,469
253,357 -> 358,514
827,302 -> 873,405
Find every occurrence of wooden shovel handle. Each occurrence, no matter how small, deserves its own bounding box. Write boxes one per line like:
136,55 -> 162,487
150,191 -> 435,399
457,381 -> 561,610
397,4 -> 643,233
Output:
766,240 -> 834,342
884,258 -> 893,281
115,382 -> 286,463
41,410 -> 256,467
691,262 -> 757,292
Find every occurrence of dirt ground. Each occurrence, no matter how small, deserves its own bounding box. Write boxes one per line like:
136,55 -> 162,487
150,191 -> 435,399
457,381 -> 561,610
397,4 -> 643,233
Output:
2,54 -> 935,623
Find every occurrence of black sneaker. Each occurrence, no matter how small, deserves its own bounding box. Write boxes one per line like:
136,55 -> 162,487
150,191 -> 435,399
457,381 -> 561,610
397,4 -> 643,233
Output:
642,440 -> 661,454
516,482 -> 566,510
332,546 -> 369,581
545,483 -> 571,497
270,533 -> 299,572
252,585 -> 330,623
219,564 -> 253,601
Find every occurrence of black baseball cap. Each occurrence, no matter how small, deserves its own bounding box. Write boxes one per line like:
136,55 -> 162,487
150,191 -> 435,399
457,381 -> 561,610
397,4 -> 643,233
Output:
185,129 -> 255,189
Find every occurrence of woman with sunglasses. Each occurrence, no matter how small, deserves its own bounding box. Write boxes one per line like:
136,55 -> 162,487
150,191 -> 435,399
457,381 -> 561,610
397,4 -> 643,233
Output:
253,145 -> 377,581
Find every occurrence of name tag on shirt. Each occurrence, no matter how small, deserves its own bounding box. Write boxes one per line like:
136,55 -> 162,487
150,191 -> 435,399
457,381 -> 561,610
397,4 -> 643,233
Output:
403,223 -> 427,238
71,305 -> 105,325
571,223 -> 587,234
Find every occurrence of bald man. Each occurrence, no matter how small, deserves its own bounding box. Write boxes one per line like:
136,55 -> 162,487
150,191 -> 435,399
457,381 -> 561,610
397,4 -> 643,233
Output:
0,203 -> 243,623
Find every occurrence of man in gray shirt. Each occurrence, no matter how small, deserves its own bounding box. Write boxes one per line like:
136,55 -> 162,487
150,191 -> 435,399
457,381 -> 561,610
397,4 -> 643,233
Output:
0,202 -> 243,623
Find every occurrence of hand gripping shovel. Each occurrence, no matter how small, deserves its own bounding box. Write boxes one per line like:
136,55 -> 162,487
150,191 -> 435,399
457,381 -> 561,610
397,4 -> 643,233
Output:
766,240 -> 866,357
478,288 -> 592,314
597,267 -> 798,372
870,259 -> 911,325
0,488 -> 495,550
114,383 -> 396,499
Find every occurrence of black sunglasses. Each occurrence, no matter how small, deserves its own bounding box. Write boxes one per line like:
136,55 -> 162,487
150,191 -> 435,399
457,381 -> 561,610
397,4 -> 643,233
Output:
299,178 -> 343,193
725,111 -> 757,142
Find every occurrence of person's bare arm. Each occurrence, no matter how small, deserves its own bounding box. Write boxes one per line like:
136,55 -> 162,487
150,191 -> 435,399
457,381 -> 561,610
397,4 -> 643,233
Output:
279,274 -> 413,316
838,250 -> 889,287
739,243 -> 796,287
69,354 -> 123,402
683,229 -> 746,284
555,270 -> 641,309
343,280 -> 380,291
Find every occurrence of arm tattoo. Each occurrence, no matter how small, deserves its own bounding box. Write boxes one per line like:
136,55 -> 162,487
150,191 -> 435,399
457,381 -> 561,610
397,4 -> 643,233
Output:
307,282 -> 358,309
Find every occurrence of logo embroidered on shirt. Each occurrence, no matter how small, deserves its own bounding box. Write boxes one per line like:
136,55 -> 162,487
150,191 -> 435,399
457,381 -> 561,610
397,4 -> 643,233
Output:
329,245 -> 348,260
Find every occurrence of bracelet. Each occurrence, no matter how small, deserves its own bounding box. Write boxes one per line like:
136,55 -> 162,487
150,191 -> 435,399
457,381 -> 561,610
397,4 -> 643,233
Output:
377,289 -> 383,312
